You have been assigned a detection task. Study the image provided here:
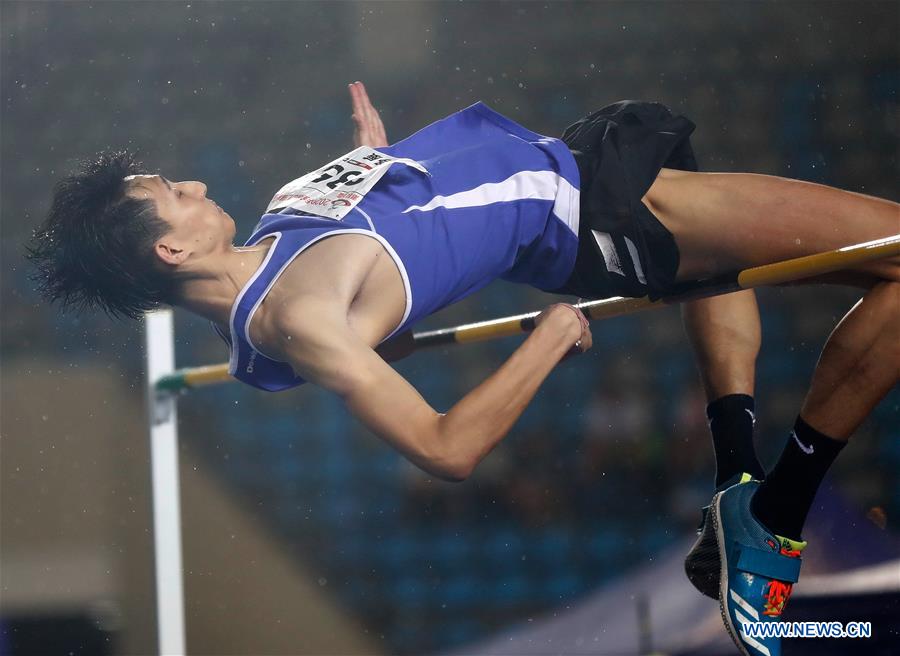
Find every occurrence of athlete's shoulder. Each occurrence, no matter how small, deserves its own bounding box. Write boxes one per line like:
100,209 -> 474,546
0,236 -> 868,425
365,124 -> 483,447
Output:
248,287 -> 334,366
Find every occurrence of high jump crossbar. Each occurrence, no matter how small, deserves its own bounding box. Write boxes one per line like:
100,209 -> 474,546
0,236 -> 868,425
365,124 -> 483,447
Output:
155,234 -> 900,393
143,233 -> 898,655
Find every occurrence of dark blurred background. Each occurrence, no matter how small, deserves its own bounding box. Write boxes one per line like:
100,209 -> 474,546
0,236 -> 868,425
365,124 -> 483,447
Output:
1,2 -> 897,655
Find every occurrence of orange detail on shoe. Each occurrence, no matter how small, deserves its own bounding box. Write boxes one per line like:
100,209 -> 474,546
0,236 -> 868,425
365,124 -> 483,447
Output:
762,548 -> 801,617
763,580 -> 794,616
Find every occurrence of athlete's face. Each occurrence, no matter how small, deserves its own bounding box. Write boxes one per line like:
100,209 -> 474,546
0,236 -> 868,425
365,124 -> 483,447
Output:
125,174 -> 236,267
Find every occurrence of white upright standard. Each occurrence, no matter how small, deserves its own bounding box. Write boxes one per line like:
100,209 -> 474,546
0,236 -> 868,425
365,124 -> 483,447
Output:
145,308 -> 187,655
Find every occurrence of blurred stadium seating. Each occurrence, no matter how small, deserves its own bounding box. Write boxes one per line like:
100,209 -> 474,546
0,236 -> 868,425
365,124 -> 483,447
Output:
2,2 -> 897,654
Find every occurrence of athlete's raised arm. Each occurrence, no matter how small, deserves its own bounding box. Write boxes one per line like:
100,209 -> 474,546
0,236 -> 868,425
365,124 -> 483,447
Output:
270,299 -> 591,481
349,81 -> 388,148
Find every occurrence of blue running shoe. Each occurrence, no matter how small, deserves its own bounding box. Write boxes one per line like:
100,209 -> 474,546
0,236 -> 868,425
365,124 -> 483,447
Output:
684,472 -> 755,599
712,480 -> 806,656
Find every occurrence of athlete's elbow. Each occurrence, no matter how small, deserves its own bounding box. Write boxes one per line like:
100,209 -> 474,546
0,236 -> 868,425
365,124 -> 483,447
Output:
434,459 -> 475,483
419,437 -> 475,482
420,449 -> 474,482
431,464 -> 473,483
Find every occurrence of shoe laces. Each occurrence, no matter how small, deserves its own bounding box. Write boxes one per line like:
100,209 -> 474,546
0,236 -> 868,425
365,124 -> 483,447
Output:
763,580 -> 793,616
762,546 -> 801,617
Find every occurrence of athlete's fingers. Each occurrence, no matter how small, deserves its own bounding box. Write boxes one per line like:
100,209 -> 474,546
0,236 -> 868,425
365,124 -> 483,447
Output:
350,82 -> 375,147
358,83 -> 381,132
348,81 -> 388,148
356,82 -> 375,118
353,81 -> 388,147
350,83 -> 373,131
577,327 -> 593,352
373,110 -> 386,140
349,82 -> 361,115
350,82 -> 369,125
350,84 -> 370,123
562,326 -> 592,360
547,302 -> 591,356
349,84 -> 361,120
371,114 -> 387,146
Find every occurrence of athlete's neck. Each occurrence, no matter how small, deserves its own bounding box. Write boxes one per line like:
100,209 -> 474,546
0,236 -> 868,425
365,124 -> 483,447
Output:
175,243 -> 272,326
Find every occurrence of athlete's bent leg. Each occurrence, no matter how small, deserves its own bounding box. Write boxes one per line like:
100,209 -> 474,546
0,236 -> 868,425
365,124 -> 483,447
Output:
751,280 -> 899,541
683,291 -> 759,400
682,289 -> 766,599
682,290 -> 765,487
712,282 -> 899,654
799,279 -> 900,438
658,170 -> 899,608
643,168 -> 898,525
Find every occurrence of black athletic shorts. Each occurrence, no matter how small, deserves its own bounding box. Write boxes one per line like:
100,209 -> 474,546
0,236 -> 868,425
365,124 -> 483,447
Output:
549,100 -> 699,300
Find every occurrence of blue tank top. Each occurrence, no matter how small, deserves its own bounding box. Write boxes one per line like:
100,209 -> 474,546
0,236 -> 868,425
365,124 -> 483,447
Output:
217,102 -> 581,391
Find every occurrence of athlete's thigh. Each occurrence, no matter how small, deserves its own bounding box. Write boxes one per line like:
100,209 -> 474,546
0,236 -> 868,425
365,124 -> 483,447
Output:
642,169 -> 900,282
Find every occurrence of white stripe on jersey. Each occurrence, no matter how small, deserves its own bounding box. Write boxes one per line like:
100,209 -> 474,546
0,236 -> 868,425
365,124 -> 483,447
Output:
401,170 -> 579,235
591,230 -> 624,277
623,236 -> 647,284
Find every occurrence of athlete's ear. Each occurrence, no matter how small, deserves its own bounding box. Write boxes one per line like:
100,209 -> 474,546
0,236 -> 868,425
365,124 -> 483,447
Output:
154,241 -> 188,266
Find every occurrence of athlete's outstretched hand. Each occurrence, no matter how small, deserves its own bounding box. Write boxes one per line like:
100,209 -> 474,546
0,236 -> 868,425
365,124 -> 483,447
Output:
349,81 -> 388,148
534,303 -> 593,359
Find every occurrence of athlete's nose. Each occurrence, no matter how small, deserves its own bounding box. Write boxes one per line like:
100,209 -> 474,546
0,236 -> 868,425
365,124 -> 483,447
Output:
187,181 -> 208,197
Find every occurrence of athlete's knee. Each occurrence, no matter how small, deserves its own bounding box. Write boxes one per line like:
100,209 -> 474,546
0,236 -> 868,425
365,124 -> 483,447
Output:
797,261 -> 900,288
877,280 -> 900,333
837,254 -> 900,286
864,281 -> 900,369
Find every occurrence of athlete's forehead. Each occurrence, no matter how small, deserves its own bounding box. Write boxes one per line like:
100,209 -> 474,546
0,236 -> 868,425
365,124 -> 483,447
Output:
124,173 -> 171,199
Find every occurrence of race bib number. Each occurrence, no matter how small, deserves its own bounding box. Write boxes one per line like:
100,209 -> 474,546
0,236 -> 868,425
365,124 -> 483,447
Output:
266,146 -> 429,220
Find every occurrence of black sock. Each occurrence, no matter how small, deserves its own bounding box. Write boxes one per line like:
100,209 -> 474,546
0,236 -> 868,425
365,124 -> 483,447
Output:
707,394 -> 765,488
751,416 -> 846,541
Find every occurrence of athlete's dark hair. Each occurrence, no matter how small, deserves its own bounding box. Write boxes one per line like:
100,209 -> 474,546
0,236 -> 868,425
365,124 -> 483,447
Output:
26,150 -> 184,320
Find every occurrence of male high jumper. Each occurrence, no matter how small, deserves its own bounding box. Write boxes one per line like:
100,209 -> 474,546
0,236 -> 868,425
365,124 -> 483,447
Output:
28,82 -> 899,655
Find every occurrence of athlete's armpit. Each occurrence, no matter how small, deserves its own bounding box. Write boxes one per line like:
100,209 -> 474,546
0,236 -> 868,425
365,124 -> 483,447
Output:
270,299 -> 463,480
